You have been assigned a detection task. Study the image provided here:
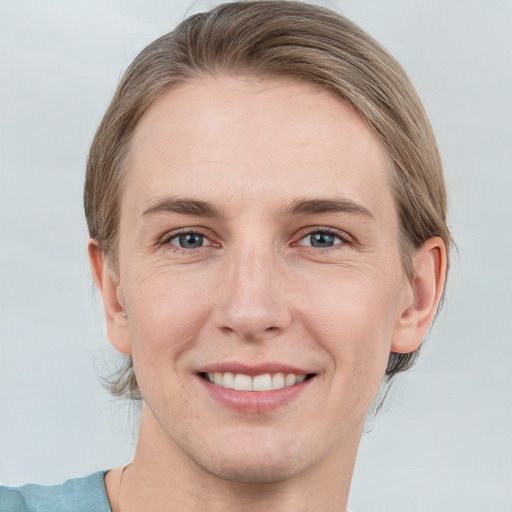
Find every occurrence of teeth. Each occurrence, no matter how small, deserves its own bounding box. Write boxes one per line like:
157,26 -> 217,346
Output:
234,373 -> 252,391
206,372 -> 308,391
222,372 -> 235,389
271,373 -> 285,389
252,374 -> 272,391
285,374 -> 296,387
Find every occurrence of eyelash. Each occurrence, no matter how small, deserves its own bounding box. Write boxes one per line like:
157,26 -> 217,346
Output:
294,227 -> 351,250
158,227 -> 352,253
158,228 -> 214,253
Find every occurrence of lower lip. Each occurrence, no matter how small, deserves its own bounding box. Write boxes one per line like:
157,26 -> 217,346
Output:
198,375 -> 315,413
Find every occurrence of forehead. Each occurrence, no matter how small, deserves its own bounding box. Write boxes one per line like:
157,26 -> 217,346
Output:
124,76 -> 394,221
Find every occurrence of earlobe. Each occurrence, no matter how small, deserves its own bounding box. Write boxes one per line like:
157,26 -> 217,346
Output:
87,239 -> 132,355
391,237 -> 447,354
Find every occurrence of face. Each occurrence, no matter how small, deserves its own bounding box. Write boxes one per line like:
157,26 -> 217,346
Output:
110,77 -> 415,483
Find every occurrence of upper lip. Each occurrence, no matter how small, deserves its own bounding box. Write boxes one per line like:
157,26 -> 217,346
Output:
196,362 -> 316,377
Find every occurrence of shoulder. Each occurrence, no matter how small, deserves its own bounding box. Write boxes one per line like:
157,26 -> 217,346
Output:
0,471 -> 111,512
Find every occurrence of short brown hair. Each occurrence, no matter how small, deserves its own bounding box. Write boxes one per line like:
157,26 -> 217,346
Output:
85,0 -> 452,399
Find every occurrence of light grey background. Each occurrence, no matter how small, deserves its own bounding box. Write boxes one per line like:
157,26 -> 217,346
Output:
1,1 -> 511,511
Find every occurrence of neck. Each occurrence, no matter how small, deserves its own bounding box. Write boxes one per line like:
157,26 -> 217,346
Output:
115,405 -> 361,512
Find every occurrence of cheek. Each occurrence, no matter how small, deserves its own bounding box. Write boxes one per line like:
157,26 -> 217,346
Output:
300,268 -> 402,371
122,264 -> 215,370
294,270 -> 404,437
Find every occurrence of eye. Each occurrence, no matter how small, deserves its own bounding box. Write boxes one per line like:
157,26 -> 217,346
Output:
296,229 -> 346,248
168,232 -> 212,250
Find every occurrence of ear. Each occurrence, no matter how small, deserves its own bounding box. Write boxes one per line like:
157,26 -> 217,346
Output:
391,237 -> 447,354
88,239 -> 132,355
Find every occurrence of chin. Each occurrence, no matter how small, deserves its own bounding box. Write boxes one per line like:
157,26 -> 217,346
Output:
183,431 -> 314,485
198,453 -> 308,485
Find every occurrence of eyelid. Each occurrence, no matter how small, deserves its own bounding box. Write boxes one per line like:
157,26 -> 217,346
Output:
158,227 -> 217,249
293,226 -> 352,247
156,225 -> 353,251
170,233 -> 212,248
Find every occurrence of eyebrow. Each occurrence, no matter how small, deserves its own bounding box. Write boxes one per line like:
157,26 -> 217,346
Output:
284,198 -> 374,219
141,197 -> 223,218
141,196 -> 373,220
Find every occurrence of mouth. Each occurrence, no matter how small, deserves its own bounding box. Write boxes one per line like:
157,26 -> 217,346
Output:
197,366 -> 317,413
200,372 -> 316,391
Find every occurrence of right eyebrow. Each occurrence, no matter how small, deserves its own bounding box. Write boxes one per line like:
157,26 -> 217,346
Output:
284,197 -> 374,219
141,197 -> 223,218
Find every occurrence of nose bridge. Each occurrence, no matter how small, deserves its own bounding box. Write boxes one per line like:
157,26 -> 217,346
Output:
235,236 -> 270,281
214,235 -> 291,339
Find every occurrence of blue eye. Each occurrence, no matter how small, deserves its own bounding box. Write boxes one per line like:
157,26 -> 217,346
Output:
310,232 -> 336,248
170,233 -> 207,249
298,230 -> 344,248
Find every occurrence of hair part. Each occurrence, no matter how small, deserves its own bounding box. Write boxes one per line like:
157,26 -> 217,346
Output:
85,0 -> 452,400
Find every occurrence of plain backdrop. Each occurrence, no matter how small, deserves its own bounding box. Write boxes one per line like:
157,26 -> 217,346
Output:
1,1 -> 511,511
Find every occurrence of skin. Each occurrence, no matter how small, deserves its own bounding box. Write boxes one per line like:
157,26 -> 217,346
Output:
91,77 -> 446,511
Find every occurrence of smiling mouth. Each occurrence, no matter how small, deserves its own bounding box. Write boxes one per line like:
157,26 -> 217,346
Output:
201,372 -> 316,391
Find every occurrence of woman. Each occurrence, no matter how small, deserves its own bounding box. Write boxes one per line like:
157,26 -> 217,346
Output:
1,1 -> 450,510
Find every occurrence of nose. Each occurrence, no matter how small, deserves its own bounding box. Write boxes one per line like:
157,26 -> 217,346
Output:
213,244 -> 293,341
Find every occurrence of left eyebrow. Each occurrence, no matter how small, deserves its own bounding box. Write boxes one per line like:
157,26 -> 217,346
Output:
141,197 -> 223,218
284,198 -> 374,219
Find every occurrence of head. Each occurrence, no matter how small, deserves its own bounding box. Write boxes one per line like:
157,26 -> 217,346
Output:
85,1 -> 450,402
